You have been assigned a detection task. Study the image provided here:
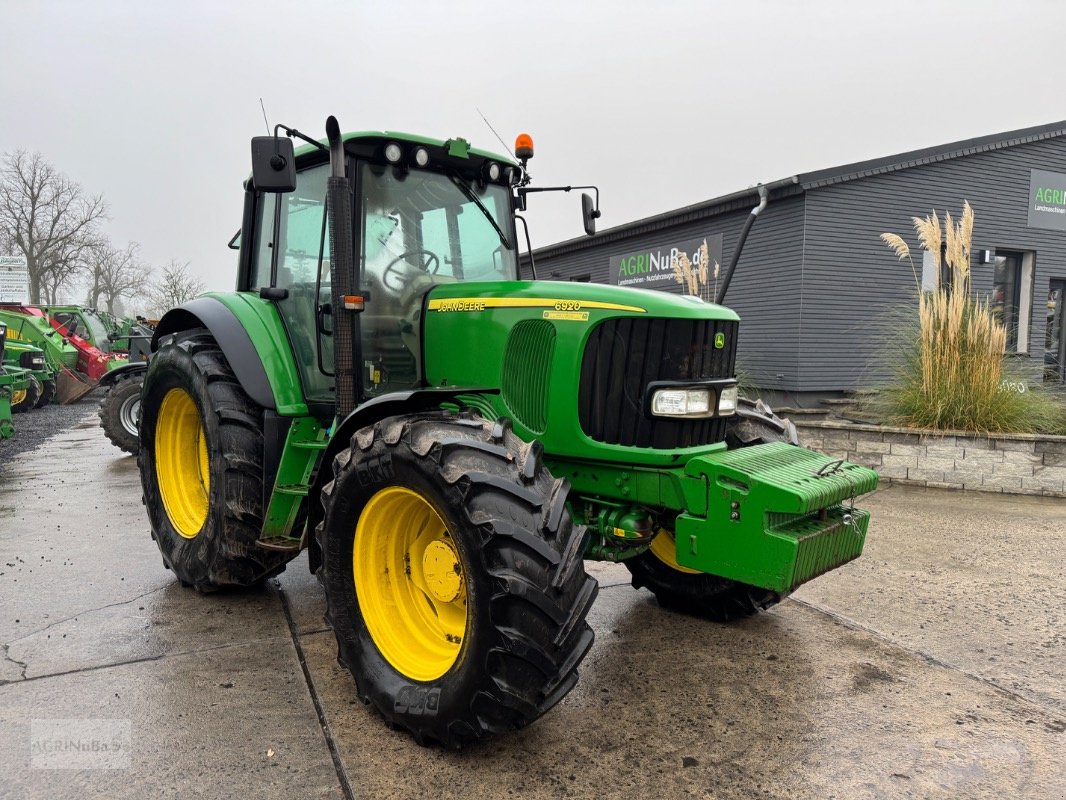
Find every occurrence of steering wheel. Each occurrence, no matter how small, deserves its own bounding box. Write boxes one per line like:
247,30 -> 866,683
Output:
381,249 -> 440,292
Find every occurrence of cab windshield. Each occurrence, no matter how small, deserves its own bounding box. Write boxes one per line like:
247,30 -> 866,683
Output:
359,162 -> 517,292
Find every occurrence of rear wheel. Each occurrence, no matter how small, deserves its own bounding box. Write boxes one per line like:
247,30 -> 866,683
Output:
625,397 -> 797,620
99,374 -> 143,454
139,329 -> 295,591
317,413 -> 597,747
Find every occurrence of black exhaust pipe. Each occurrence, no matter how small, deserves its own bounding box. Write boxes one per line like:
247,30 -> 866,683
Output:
326,116 -> 361,416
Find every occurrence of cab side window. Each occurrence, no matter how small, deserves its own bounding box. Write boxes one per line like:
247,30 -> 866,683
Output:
252,163 -> 335,404
249,193 -> 276,290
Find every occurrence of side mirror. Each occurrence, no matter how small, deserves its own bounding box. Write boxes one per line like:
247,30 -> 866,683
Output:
581,192 -> 600,237
251,136 -> 297,193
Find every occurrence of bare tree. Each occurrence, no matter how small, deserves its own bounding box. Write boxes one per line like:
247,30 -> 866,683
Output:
86,240 -> 151,314
0,150 -> 106,303
147,260 -> 205,317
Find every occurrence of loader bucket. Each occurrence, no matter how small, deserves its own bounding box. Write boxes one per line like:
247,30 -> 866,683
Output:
56,367 -> 96,404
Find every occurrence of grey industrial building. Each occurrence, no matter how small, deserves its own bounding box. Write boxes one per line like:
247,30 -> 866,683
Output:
532,120 -> 1066,405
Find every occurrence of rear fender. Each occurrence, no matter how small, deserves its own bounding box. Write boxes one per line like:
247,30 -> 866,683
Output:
152,296 -> 307,415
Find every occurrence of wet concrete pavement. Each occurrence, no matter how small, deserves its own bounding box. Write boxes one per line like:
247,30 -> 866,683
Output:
1,411 -> 1063,799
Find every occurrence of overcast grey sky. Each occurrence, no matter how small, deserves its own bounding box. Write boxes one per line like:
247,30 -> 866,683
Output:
3,0 -> 1064,295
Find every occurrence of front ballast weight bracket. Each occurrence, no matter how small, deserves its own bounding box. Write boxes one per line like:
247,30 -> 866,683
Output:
675,442 -> 879,593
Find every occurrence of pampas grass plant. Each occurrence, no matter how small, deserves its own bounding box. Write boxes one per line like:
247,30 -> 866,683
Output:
878,203 -> 1066,434
672,239 -> 717,303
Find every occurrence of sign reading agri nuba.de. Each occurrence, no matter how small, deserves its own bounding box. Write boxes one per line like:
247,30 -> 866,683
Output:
1028,169 -> 1066,231
609,234 -> 723,291
0,255 -> 30,303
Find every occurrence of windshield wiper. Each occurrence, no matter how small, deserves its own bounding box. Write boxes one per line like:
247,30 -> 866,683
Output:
448,175 -> 511,250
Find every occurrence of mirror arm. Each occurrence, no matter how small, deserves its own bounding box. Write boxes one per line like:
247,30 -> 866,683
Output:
273,124 -> 329,154
518,185 -> 601,215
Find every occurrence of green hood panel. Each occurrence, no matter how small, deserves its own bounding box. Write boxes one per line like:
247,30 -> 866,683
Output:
422,280 -> 740,467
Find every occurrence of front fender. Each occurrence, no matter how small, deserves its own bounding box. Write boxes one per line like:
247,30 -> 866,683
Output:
305,388 -> 499,573
98,361 -> 148,388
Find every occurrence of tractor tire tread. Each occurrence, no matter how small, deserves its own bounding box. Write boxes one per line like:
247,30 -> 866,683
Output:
98,373 -> 143,454
316,411 -> 596,748
139,327 -> 295,591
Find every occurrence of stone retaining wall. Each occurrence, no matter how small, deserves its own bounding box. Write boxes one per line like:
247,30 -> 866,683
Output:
792,419 -> 1066,498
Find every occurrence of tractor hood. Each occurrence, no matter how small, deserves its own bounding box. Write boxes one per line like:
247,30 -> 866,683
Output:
422,280 -> 742,466
424,280 -> 739,324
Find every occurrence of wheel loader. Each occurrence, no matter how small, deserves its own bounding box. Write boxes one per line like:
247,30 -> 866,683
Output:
138,117 -> 878,747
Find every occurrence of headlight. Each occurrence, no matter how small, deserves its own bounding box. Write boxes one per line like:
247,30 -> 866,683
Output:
651,388 -> 713,418
649,382 -> 738,418
19,351 -> 44,369
384,142 -> 403,164
413,147 -> 430,167
717,385 -> 739,416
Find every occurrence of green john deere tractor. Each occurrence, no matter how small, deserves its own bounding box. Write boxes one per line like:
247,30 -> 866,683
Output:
3,339 -> 54,411
138,117 -> 878,747
0,322 -> 16,438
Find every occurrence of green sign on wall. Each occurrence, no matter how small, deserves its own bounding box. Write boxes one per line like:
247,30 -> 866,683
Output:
1028,169 -> 1066,231
608,234 -> 724,293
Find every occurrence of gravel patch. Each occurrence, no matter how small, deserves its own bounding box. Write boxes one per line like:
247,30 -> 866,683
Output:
0,388 -> 103,475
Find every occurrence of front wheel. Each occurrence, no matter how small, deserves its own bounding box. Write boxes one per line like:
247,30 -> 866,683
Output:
626,397 -> 797,620
11,375 -> 40,413
317,413 -> 597,747
625,529 -> 781,621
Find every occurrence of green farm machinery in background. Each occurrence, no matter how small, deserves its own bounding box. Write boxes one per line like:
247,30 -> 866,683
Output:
43,305 -> 157,453
0,303 -> 154,452
95,315 -> 155,454
137,118 -> 878,747
0,304 -> 118,403
0,322 -> 20,438
1,338 -> 53,412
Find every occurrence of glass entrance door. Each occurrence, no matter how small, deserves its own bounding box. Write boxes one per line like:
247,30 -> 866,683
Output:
1045,280 -> 1065,383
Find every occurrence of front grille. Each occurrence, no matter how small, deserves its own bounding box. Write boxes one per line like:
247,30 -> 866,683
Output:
578,317 -> 739,448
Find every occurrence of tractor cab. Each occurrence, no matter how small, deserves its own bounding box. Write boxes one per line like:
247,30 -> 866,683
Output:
239,132 -> 520,412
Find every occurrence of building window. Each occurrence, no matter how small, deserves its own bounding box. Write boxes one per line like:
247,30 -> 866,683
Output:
989,250 -> 1034,353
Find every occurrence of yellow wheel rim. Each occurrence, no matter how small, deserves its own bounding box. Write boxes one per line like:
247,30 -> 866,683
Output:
353,486 -> 468,681
649,528 -> 701,574
11,388 -> 26,406
155,388 -> 210,539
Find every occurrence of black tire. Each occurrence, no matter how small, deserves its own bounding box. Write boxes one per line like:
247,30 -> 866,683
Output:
35,378 -> 56,409
11,374 -> 40,413
625,397 -> 797,621
99,374 -> 143,454
317,412 -> 597,748
138,328 -> 295,591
